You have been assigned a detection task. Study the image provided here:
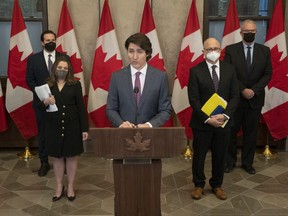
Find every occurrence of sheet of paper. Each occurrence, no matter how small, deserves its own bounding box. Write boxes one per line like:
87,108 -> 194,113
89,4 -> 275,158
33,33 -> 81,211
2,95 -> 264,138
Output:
35,84 -> 58,112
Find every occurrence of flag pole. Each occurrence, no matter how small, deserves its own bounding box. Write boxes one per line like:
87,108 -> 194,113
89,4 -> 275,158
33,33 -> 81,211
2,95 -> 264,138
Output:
184,139 -> 193,159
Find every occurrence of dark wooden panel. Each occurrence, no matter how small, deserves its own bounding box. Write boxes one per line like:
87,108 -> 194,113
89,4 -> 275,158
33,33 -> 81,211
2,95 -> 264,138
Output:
113,159 -> 161,216
90,127 -> 185,159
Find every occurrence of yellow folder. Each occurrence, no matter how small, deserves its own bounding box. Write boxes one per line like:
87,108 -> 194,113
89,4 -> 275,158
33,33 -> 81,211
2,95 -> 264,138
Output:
201,93 -> 227,117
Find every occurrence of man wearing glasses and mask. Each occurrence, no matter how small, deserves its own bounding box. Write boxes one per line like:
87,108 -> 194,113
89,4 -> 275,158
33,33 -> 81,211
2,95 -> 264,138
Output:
188,38 -> 239,200
224,20 -> 272,175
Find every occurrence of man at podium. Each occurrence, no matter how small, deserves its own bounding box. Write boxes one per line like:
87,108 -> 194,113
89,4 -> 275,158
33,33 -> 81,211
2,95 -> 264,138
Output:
188,38 -> 239,200
106,32 -> 171,128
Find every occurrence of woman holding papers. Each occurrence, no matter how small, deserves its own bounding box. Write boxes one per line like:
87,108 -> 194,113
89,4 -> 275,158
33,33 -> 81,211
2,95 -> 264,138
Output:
188,38 -> 239,201
42,56 -> 88,202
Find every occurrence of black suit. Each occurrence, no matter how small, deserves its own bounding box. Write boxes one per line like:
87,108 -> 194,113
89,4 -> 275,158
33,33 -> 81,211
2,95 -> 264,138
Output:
188,60 -> 239,188
26,51 -> 70,163
224,42 -> 272,167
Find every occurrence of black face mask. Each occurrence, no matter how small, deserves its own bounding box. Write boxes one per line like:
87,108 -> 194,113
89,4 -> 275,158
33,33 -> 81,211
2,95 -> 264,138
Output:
44,41 -> 56,52
243,33 -> 255,43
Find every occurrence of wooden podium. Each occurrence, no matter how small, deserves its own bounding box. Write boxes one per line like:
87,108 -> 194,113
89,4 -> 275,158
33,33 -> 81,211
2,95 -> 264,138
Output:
90,127 -> 184,216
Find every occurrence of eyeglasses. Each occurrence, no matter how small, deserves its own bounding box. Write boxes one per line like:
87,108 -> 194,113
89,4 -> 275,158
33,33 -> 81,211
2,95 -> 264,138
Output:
204,47 -> 221,52
241,30 -> 256,34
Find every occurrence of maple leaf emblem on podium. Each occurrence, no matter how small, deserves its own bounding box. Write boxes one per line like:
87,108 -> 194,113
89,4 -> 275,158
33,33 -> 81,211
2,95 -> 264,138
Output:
125,131 -> 151,152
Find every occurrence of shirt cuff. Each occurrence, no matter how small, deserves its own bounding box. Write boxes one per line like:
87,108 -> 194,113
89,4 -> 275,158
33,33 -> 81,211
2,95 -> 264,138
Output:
146,122 -> 153,127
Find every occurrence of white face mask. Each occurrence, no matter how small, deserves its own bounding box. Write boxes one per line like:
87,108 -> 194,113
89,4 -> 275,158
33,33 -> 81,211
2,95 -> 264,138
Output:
205,51 -> 220,63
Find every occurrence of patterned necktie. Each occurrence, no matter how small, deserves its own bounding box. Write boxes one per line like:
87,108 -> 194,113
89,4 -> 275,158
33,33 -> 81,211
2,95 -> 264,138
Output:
48,54 -> 53,74
211,65 -> 219,92
246,46 -> 251,71
134,72 -> 141,106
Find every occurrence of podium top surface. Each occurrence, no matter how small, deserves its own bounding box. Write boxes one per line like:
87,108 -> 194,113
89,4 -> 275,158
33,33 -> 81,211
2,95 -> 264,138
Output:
90,127 -> 185,159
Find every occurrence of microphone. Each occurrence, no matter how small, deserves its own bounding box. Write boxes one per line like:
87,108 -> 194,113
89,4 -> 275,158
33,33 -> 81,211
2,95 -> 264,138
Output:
133,86 -> 139,94
133,86 -> 139,127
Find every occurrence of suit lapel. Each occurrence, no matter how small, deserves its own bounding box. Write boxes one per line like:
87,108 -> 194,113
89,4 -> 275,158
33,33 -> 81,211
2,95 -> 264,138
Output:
201,62 -> 215,92
123,66 -> 136,107
139,65 -> 153,108
218,61 -> 228,91
40,52 -> 49,74
251,43 -> 259,71
237,42 -> 246,64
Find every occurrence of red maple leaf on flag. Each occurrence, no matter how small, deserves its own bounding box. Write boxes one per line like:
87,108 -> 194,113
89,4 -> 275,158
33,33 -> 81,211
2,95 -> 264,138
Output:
70,53 -> 83,74
172,0 -> 204,139
6,0 -> 37,139
8,46 -> 30,90
262,0 -> 288,140
149,54 -> 165,72
55,44 -> 67,55
176,47 -> 195,88
56,44 -> 83,75
92,46 -> 123,91
176,46 -> 203,88
268,46 -> 288,92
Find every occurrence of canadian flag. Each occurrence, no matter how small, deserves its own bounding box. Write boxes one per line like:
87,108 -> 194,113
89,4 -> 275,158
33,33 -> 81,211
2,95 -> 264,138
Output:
140,0 -> 173,126
220,0 -> 241,58
0,82 -> 8,132
56,0 -> 86,100
140,0 -> 165,71
262,0 -> 288,140
171,0 -> 204,139
88,0 -> 123,127
6,0 -> 37,139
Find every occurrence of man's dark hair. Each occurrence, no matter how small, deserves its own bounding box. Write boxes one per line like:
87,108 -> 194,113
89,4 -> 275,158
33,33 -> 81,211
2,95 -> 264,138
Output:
125,33 -> 153,61
40,30 -> 57,42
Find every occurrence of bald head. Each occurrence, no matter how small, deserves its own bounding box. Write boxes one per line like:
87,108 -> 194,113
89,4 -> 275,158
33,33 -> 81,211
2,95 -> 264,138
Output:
203,38 -> 220,50
203,38 -> 221,64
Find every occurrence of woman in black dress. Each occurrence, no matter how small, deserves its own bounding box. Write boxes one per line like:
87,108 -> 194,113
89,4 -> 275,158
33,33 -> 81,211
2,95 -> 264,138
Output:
43,56 -> 88,201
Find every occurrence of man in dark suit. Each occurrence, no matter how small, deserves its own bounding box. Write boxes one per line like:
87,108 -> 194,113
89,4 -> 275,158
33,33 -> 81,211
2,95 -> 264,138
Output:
224,20 -> 272,175
106,32 -> 171,128
188,38 -> 239,200
26,30 -> 70,177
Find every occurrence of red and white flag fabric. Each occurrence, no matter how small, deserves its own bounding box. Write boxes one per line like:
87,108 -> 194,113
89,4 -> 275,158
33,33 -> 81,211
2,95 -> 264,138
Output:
171,0 -> 204,139
262,0 -> 288,140
140,0 -> 173,126
140,0 -> 165,71
6,0 -> 37,139
56,0 -> 86,100
0,82 -> 8,132
88,0 -> 123,127
220,0 -> 241,59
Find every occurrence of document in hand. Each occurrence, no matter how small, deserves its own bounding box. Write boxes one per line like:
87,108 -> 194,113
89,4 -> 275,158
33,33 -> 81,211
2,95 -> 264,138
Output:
34,84 -> 58,112
201,93 -> 228,128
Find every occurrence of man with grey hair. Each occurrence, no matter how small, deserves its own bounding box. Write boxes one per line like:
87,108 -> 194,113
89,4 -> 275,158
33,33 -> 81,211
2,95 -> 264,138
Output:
224,19 -> 272,175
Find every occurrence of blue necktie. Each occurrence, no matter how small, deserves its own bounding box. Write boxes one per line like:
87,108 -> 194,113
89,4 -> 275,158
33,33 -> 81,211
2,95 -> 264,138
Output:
211,65 -> 219,92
